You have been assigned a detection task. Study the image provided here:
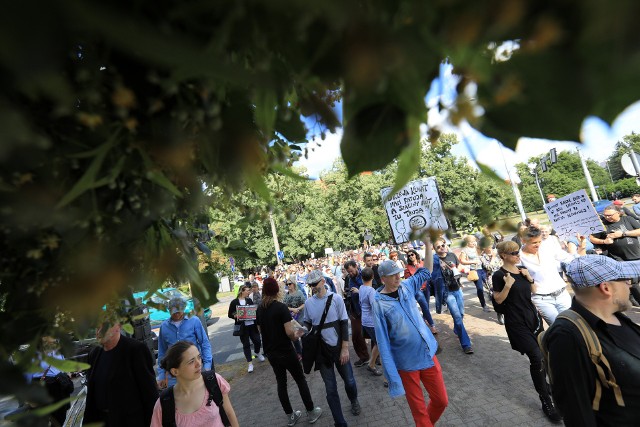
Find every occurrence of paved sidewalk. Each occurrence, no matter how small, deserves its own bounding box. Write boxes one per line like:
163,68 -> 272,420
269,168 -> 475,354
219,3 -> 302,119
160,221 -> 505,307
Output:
215,286 -> 640,427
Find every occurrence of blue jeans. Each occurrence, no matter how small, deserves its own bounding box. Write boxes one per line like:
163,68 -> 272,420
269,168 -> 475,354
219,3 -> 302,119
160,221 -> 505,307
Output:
416,288 -> 435,327
472,269 -> 487,307
446,289 -> 471,349
318,358 -> 358,427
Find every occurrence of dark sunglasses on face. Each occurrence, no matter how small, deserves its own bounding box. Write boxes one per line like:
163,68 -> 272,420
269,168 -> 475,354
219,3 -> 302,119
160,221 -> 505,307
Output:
436,244 -> 446,249
506,251 -> 520,256
309,280 -> 322,287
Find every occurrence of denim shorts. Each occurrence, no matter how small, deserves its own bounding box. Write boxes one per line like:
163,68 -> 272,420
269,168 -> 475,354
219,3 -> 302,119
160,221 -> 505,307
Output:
362,326 -> 376,346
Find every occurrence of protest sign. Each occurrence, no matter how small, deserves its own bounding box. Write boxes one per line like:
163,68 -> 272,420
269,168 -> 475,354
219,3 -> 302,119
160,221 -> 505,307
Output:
237,304 -> 257,320
380,177 -> 448,244
543,189 -> 605,240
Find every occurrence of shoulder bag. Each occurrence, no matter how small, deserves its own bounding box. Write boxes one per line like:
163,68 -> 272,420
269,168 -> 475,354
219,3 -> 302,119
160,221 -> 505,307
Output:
301,294 -> 333,374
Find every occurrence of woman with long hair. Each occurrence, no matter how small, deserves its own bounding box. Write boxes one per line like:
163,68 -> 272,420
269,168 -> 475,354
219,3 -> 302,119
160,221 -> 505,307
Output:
256,278 -> 323,426
519,226 -> 586,325
150,341 -> 239,427
228,283 -> 264,373
404,249 -> 438,335
492,241 -> 561,422
459,235 -> 491,313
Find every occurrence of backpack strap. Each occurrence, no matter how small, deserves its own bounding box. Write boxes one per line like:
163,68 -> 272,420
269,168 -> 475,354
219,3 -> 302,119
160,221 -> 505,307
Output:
556,310 -> 625,410
159,386 -> 176,427
202,370 -> 230,427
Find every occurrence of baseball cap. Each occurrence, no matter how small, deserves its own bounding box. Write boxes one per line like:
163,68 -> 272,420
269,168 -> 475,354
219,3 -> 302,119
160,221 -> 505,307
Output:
378,260 -> 404,277
564,255 -> 640,288
613,200 -> 624,206
168,297 -> 186,314
305,269 -> 324,285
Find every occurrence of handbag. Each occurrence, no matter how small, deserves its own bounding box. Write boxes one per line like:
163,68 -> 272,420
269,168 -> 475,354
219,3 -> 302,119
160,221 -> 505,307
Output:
54,372 -> 75,395
232,323 -> 243,336
467,270 -> 479,282
301,294 -> 333,374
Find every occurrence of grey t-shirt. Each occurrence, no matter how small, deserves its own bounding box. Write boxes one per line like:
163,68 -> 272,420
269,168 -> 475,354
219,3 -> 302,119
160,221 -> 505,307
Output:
302,291 -> 347,347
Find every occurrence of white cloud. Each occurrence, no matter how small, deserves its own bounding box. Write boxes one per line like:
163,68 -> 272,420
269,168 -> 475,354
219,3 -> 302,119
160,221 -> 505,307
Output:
295,130 -> 343,179
301,100 -> 640,182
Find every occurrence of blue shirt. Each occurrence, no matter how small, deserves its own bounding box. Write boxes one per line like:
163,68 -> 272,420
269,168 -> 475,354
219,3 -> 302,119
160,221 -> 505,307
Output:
634,202 -> 640,216
373,268 -> 438,398
157,316 -> 212,383
358,285 -> 376,328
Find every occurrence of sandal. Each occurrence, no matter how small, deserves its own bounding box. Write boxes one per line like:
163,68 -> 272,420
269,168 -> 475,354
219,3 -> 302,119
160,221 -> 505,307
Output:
367,366 -> 383,376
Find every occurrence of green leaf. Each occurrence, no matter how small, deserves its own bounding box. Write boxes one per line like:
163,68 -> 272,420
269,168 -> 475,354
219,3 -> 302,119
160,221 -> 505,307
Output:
271,164 -> 309,181
476,162 -> 503,183
254,88 -> 278,140
341,103 -> 409,177
55,136 -> 118,208
146,170 -> 182,198
245,171 -> 271,202
7,396 -> 77,419
275,115 -> 307,142
390,115 -> 422,195
43,356 -> 90,373
121,323 -> 134,335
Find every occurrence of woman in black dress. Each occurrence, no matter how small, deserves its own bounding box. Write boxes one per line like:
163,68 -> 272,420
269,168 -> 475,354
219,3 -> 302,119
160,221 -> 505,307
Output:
492,241 -> 561,423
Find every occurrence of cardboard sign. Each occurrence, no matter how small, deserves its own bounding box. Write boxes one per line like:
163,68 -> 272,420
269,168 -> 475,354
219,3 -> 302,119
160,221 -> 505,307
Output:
543,189 -> 605,240
237,304 -> 257,320
380,177 -> 448,244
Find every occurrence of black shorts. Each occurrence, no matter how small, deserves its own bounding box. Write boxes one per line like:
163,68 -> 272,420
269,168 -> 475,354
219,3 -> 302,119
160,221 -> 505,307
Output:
362,326 -> 376,347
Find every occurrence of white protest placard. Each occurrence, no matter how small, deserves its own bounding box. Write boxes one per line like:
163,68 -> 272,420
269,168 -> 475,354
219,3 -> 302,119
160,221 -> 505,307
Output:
543,189 -> 605,240
380,177 -> 448,244
324,248 -> 334,255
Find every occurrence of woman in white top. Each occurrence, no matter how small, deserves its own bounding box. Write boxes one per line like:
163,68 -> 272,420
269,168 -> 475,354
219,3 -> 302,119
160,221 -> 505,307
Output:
459,235 -> 491,312
519,226 -> 586,326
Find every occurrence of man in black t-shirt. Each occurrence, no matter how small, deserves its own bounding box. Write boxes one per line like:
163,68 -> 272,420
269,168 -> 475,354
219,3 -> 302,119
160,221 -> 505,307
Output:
590,205 -> 640,305
256,278 -> 322,426
544,255 -> 640,426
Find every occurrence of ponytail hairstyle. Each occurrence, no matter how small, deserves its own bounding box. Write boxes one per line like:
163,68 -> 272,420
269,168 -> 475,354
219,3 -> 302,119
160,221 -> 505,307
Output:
160,340 -> 196,377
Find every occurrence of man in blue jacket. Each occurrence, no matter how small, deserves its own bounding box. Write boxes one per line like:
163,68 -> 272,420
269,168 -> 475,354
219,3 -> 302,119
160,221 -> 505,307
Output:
156,297 -> 213,388
374,259 -> 449,427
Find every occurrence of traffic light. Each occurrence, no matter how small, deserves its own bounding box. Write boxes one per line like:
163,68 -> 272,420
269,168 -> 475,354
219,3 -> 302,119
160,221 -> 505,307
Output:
549,148 -> 557,164
541,159 -> 548,172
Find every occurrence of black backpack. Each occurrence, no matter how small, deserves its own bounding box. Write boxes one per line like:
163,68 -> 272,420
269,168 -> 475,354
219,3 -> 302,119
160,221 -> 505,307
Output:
160,370 -> 230,427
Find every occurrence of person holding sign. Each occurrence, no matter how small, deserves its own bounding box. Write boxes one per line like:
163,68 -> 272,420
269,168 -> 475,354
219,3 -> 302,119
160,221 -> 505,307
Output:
519,227 -> 586,326
228,284 -> 264,373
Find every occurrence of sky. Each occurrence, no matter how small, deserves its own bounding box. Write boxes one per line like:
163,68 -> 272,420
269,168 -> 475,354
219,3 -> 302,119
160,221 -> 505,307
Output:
296,63 -> 640,181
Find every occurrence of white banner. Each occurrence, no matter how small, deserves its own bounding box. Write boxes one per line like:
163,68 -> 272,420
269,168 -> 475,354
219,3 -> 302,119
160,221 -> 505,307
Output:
380,177 -> 448,244
543,189 -> 606,240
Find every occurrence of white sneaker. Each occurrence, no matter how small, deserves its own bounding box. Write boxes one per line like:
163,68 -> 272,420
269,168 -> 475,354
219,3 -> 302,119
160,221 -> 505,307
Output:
257,353 -> 265,362
248,363 -> 254,373
307,407 -> 322,424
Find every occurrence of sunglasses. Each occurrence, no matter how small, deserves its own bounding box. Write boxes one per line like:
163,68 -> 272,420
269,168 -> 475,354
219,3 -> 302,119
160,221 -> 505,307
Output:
308,280 -> 323,287
436,244 -> 446,249
372,258 -> 378,261
408,254 -> 415,257
506,251 -> 520,256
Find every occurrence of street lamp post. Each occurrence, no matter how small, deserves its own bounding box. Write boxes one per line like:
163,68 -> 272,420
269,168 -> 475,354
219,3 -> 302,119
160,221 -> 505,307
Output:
528,162 -> 546,208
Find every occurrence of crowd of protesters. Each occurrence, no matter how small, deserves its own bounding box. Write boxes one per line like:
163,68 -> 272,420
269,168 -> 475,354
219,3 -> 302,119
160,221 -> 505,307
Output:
23,198 -> 640,427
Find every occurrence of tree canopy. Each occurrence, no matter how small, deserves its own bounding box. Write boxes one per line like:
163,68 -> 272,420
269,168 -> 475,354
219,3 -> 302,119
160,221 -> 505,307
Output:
3,0 -> 640,404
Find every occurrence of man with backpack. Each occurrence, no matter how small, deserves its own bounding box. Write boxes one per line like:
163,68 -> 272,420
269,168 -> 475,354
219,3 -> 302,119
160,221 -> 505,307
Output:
542,255 -> 640,426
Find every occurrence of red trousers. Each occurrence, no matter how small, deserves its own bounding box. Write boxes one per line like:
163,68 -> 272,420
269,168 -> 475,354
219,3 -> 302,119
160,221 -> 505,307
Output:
398,356 -> 448,427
